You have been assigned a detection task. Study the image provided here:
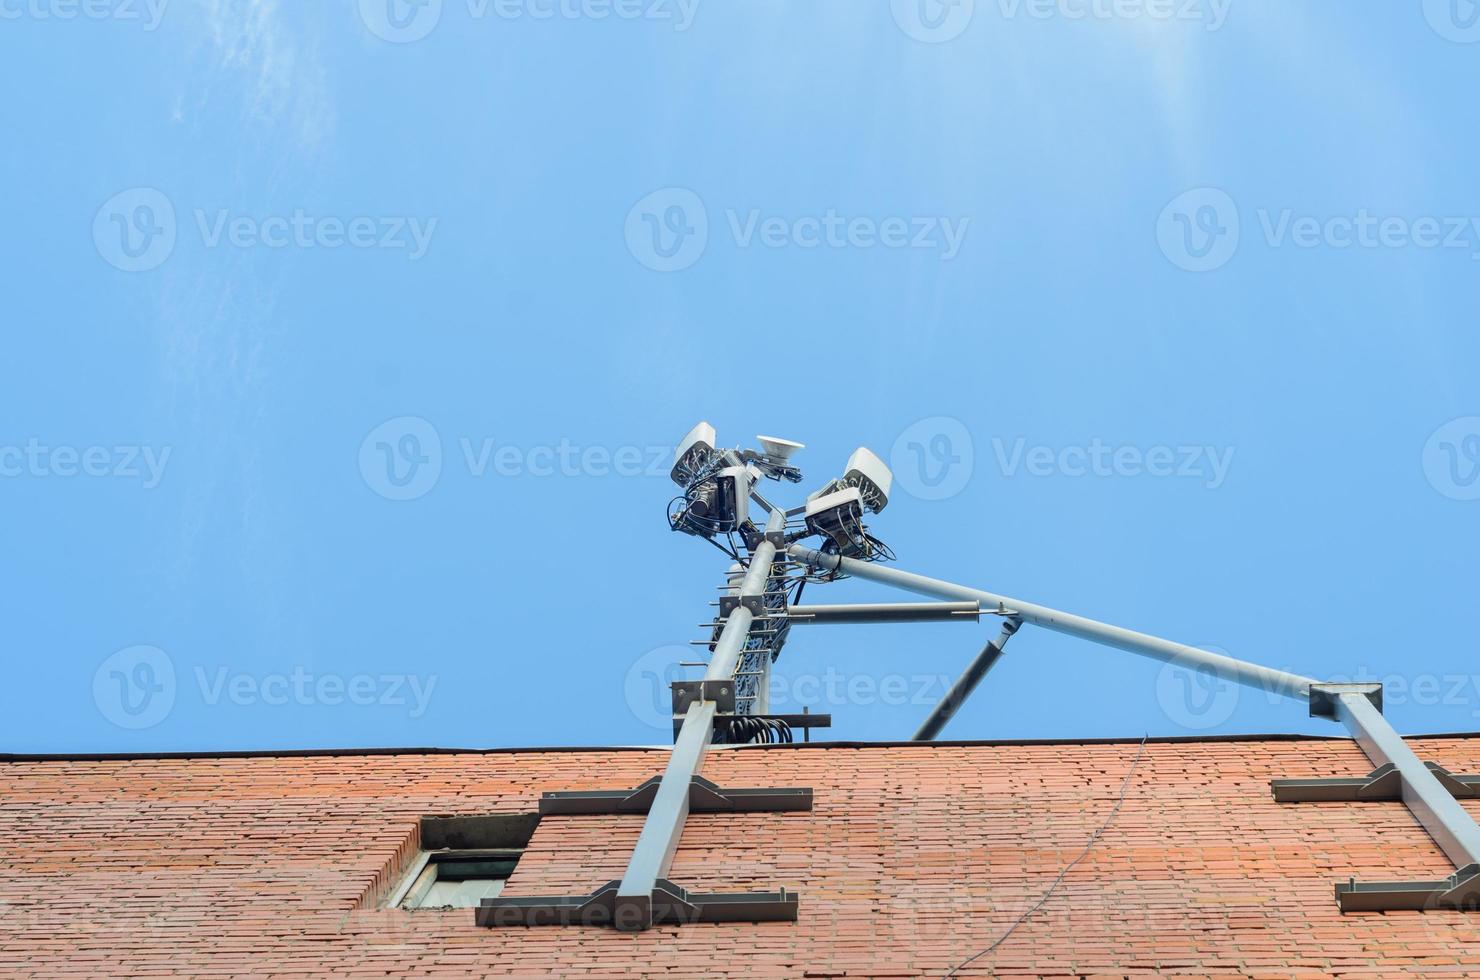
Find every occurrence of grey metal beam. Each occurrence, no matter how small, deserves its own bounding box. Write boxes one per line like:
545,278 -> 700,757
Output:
706,606 -> 757,681
786,546 -> 1317,702
737,546 -> 776,612
913,618 -> 1021,741
784,546 -> 1480,883
615,602 -> 756,928
614,509 -> 782,929
746,508 -> 787,714
785,601 -> 982,625
1334,691 -> 1480,868
614,699 -> 718,928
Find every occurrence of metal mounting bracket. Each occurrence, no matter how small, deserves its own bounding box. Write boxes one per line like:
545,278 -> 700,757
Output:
539,775 -> 812,815
671,679 -> 736,715
477,878 -> 799,929
1335,863 -> 1480,912
719,593 -> 764,616
1308,682 -> 1383,719
1274,762 -> 1480,803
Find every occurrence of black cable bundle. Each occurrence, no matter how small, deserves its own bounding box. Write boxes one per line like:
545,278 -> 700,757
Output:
721,716 -> 793,745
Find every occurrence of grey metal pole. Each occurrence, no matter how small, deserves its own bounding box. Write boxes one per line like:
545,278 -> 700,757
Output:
787,546 -> 1317,702
614,697 -> 716,927
1334,691 -> 1480,868
614,510 -> 781,927
706,606 -> 757,682
913,618 -> 1021,741
788,545 -> 1480,879
737,545 -> 775,613
785,601 -> 983,625
739,509 -> 785,712
615,603 -> 755,927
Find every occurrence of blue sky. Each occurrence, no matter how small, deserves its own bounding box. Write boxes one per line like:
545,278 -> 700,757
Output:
2,0 -> 1478,754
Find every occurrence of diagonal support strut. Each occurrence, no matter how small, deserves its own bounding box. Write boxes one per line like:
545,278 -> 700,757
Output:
786,545 -> 1480,911
912,617 -> 1021,741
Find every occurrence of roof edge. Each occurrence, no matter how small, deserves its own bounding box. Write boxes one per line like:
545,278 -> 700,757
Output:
6,729 -> 1480,763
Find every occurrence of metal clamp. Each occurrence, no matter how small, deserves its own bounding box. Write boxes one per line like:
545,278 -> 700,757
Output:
671,679 -> 736,715
719,593 -> 765,616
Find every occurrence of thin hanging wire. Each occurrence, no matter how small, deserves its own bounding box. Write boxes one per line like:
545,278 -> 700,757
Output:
945,734 -> 1150,978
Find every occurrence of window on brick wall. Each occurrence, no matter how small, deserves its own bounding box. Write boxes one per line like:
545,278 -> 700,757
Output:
397,849 -> 523,909
388,813 -> 539,911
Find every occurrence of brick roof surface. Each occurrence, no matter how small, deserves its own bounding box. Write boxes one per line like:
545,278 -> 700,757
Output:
3,735 -> 1480,978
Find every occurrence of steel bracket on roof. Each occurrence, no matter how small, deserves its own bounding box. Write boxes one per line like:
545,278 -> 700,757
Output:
539,774 -> 812,816
1335,863 -> 1480,913
1308,682 -> 1382,718
1274,762 -> 1480,803
477,878 -> 798,930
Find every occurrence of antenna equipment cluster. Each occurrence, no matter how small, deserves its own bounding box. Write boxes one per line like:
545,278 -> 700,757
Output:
481,420 -> 1480,931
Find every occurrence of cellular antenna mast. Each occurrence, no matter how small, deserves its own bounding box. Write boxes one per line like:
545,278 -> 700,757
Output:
483,423 -> 1480,931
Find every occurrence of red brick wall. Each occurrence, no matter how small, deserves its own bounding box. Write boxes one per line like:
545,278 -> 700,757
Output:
3,737 -> 1480,978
